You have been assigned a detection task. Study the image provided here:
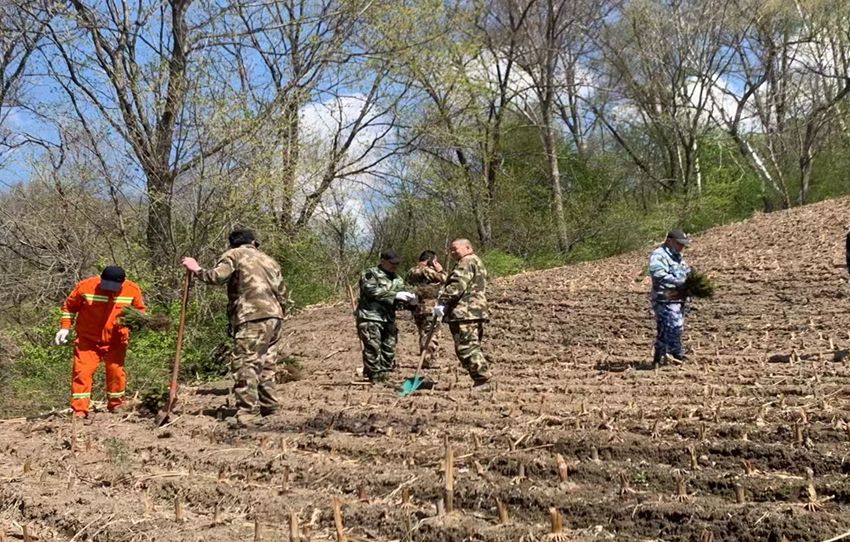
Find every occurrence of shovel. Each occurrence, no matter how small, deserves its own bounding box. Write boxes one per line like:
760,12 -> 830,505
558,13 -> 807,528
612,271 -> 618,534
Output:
155,269 -> 192,426
399,314 -> 439,397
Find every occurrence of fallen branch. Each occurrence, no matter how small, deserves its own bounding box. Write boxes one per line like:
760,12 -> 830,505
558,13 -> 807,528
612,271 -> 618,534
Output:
823,530 -> 850,542
69,514 -> 112,542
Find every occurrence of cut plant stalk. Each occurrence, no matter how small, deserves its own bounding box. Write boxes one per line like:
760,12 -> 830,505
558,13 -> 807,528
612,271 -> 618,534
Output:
547,508 -> 568,541
444,441 -> 454,512
174,494 -> 184,523
495,497 -> 509,525
735,483 -> 746,504
556,454 -> 569,483
144,489 -> 153,517
281,466 -> 290,493
71,415 -> 78,453
672,469 -> 690,502
289,510 -> 300,542
332,497 -> 347,542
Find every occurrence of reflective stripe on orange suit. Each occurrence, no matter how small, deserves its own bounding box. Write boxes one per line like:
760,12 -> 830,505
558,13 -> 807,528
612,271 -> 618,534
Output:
60,276 -> 145,414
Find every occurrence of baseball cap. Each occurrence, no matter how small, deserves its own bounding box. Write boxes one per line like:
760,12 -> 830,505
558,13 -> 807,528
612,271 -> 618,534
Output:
99,266 -> 126,292
667,229 -> 691,246
379,249 -> 401,264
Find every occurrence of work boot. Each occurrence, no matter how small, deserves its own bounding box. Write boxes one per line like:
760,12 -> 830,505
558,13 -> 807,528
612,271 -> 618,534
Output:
215,405 -> 239,420
225,410 -> 260,429
74,411 -> 95,426
107,401 -> 131,414
665,353 -> 687,366
366,371 -> 389,384
471,377 -> 492,393
259,406 -> 278,417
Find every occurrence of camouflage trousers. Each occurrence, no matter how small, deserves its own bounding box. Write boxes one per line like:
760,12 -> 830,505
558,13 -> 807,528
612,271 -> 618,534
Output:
653,302 -> 685,363
448,321 -> 490,383
357,320 -> 397,381
413,313 -> 441,368
231,317 -> 283,411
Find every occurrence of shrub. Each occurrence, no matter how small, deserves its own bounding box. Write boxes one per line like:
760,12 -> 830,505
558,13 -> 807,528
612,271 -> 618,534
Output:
481,250 -> 527,277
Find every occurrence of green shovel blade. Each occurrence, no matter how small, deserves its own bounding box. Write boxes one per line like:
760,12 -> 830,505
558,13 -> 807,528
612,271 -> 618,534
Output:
399,375 -> 424,397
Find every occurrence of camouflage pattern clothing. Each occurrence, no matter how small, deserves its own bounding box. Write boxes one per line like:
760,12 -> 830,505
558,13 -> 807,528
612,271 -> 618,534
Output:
194,245 -> 290,328
648,245 -> 690,304
653,303 -> 684,364
437,254 -> 489,322
437,254 -> 490,383
406,265 -> 447,367
357,320 -> 398,381
448,321 -> 488,382
194,245 -> 289,411
648,244 -> 690,364
355,265 -> 406,380
231,317 -> 283,411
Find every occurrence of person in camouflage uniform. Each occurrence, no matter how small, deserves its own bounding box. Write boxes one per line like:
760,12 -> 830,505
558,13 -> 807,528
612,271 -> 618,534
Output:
182,229 -> 291,424
355,250 -> 415,382
406,250 -> 447,369
433,239 -> 491,390
649,229 -> 691,366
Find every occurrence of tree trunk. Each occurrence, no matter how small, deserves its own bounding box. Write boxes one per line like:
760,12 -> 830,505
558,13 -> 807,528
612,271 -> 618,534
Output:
798,152 -> 813,206
145,167 -> 174,268
454,147 -> 492,248
278,97 -> 301,234
692,138 -> 702,195
542,118 -> 570,254
146,0 -> 189,268
474,200 -> 492,249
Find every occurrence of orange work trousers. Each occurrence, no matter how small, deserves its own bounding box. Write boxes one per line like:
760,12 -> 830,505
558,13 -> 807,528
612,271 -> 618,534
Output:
71,340 -> 128,414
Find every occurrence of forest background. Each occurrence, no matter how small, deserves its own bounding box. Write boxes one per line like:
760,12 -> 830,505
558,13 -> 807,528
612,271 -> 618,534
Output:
2,0 -> 849,414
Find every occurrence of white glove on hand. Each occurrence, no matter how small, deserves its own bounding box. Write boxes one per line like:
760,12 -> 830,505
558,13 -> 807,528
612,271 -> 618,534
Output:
395,291 -> 416,302
432,305 -> 445,318
54,329 -> 70,345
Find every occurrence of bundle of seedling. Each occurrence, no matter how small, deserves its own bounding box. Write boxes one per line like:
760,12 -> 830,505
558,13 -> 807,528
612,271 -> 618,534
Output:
120,306 -> 172,332
679,270 -> 715,299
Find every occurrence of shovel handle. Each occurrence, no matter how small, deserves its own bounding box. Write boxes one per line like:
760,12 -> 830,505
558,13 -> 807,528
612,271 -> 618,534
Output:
413,313 -> 440,379
161,269 -> 192,420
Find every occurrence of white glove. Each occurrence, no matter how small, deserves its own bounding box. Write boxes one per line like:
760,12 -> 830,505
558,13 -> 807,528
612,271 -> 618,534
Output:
395,291 -> 416,302
432,305 -> 445,317
54,329 -> 70,345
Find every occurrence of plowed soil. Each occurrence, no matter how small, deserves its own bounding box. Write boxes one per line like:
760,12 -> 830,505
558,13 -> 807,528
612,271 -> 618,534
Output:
3,199 -> 850,541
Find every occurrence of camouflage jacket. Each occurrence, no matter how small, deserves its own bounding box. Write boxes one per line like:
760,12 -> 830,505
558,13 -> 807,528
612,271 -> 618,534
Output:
194,245 -> 290,327
648,244 -> 690,304
437,254 -> 488,322
406,265 -> 446,314
356,265 -> 406,323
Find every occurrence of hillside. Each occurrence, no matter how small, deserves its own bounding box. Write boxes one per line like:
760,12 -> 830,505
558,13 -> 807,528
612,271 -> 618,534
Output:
2,198 -> 850,541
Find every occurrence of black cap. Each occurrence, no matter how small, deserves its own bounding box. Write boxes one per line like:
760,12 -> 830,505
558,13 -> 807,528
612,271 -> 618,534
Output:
379,249 -> 401,264
667,229 -> 691,246
99,265 -> 126,292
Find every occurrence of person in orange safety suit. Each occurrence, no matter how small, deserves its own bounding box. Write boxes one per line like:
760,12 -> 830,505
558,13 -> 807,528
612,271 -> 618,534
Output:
54,266 -> 146,419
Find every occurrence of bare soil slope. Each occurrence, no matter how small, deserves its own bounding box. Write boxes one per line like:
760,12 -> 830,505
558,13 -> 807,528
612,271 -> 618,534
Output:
3,199 -> 850,541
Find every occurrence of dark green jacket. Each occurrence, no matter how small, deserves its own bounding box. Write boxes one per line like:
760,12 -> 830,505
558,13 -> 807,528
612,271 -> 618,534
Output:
355,266 -> 406,323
